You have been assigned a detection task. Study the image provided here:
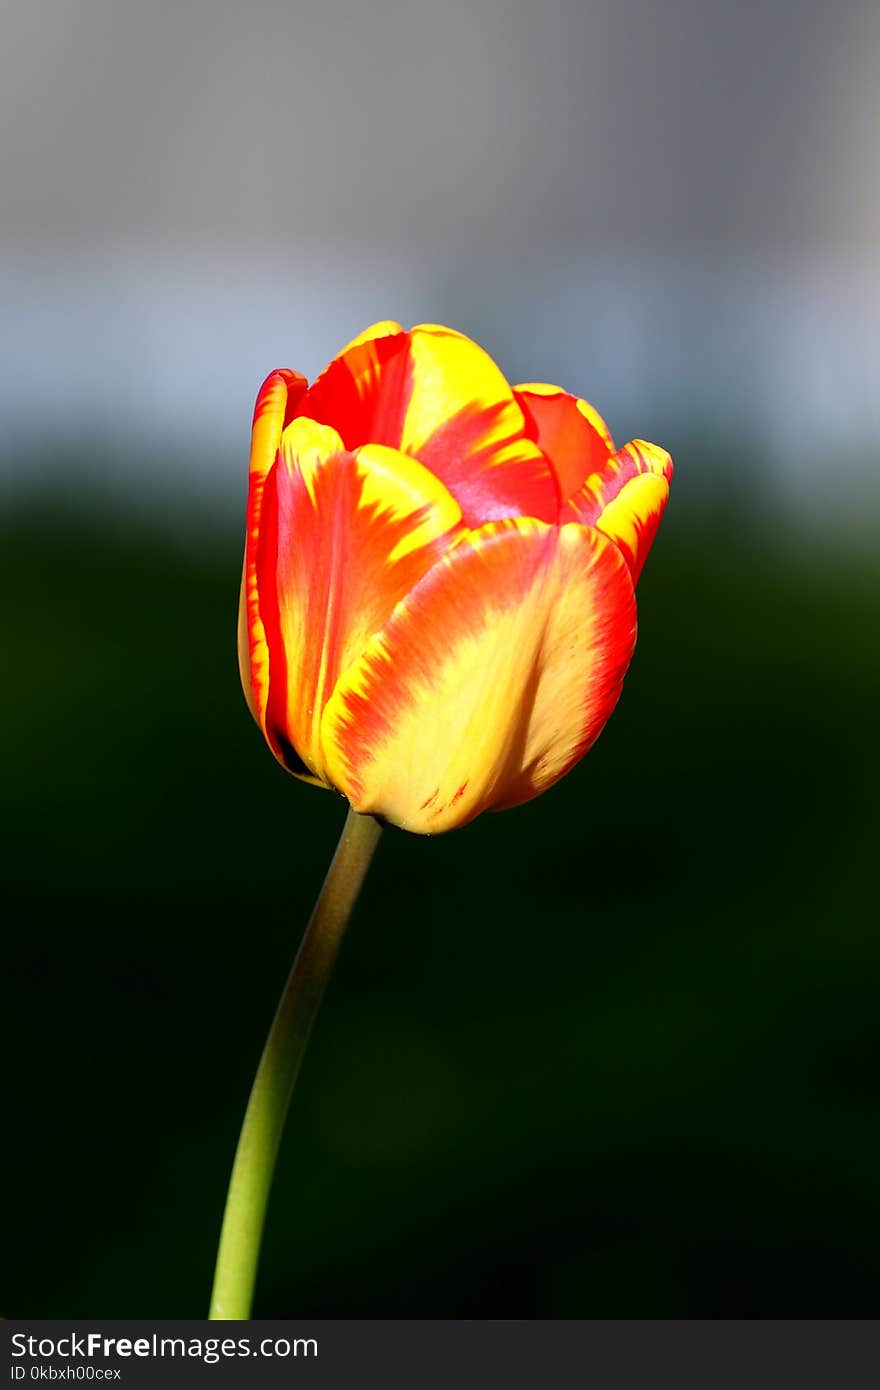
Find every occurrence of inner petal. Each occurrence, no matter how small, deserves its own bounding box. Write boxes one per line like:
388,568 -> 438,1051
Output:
298,323 -> 559,526
515,383 -> 615,505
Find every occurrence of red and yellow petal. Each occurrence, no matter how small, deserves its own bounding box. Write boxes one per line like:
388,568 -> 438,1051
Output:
256,418 -> 463,781
239,369 -> 309,728
561,439 -> 673,582
592,472 -> 670,584
294,322 -> 411,458
297,323 -> 559,526
320,518 -> 636,833
515,383 -> 615,506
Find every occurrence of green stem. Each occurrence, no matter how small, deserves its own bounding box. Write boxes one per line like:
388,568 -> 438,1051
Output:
208,806 -> 382,1320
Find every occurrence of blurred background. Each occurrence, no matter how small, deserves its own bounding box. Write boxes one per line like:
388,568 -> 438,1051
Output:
2,0 -> 879,1317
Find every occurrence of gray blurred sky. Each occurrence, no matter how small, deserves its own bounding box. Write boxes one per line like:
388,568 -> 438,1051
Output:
3,0 -> 877,254
2,0 -> 878,520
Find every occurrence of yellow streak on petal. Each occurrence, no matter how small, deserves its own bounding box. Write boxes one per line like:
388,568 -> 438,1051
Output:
575,398 -> 615,452
354,444 -> 463,562
279,417 -> 347,500
339,321 -> 405,354
243,370 -> 307,731
237,568 -> 259,723
514,381 -> 561,396
401,325 -> 533,472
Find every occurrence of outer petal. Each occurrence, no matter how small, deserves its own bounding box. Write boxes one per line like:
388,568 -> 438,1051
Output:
239,368 -> 309,729
592,473 -> 670,584
561,439 -> 673,582
515,383 -> 615,505
321,519 -> 636,833
256,418 -> 463,782
297,323 -> 559,526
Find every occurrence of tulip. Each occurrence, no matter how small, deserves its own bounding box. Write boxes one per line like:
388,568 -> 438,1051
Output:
239,321 -> 672,834
214,322 -> 673,1319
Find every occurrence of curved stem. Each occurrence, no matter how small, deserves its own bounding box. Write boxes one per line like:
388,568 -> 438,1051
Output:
208,806 -> 382,1320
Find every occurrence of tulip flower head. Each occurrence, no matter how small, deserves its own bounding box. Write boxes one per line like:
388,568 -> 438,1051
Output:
238,322 -> 672,833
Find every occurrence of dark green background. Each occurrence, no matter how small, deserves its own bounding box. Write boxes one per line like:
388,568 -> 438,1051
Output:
3,446 -> 879,1317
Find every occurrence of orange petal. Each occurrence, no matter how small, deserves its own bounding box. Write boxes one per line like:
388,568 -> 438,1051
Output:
256,418 -> 463,781
515,383 -> 615,505
239,369 -> 309,729
298,323 -> 559,526
561,439 -> 673,582
321,518 -> 636,833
